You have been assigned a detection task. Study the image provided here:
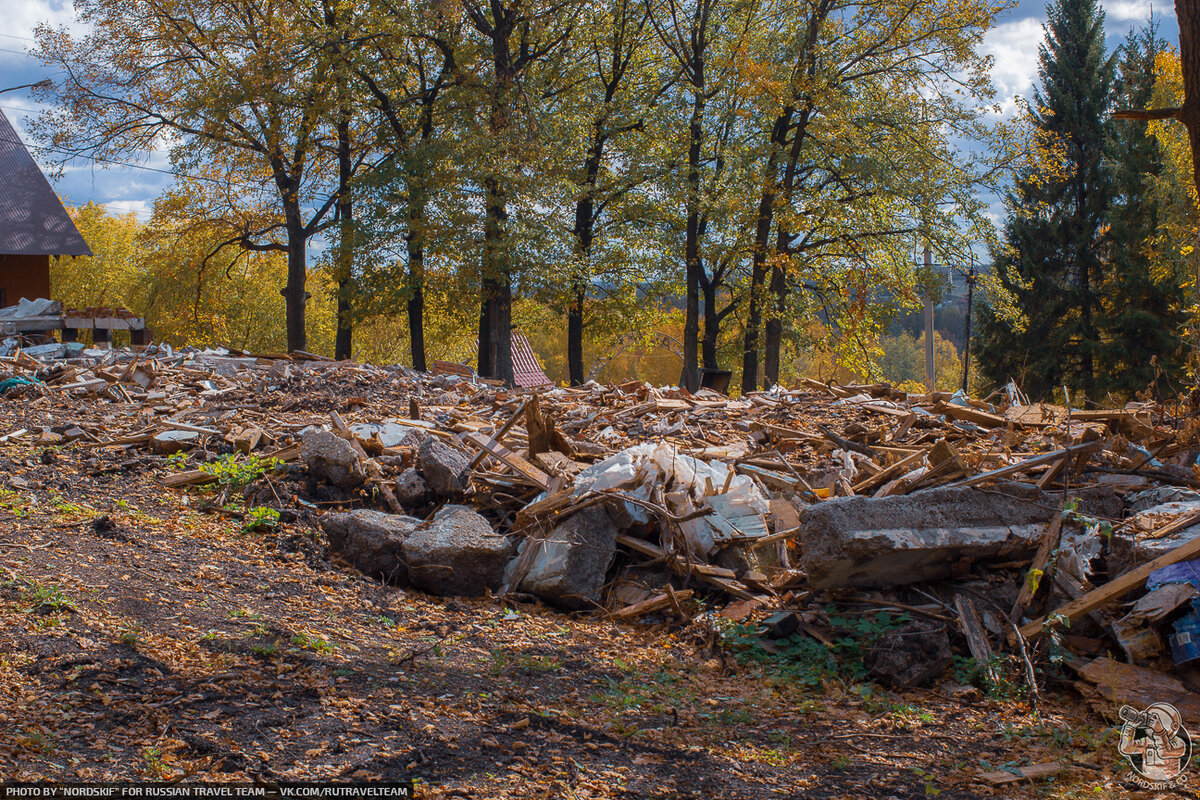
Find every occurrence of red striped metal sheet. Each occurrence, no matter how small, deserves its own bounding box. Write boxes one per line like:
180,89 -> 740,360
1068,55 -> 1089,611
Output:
511,332 -> 552,388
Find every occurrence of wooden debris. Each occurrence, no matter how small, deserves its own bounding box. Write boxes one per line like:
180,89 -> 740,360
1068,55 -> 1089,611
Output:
1017,517 -> 1200,642
976,763 -> 1061,786
611,589 -> 695,621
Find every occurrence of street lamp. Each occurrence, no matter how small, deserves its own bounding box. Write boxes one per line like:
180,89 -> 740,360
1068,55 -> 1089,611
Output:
0,79 -> 52,95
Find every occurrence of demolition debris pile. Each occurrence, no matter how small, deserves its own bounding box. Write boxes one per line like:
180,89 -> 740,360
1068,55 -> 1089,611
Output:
6,340 -> 1200,716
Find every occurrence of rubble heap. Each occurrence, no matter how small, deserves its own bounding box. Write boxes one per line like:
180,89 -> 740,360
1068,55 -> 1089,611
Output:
7,340 -> 1200,714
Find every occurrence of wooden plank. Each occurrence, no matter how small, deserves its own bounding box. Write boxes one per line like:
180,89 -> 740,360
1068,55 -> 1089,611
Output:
945,441 -> 1103,489
750,421 -> 822,443
162,470 -> 218,489
859,403 -> 913,418
469,399 -> 529,469
1141,509 -> 1200,541
1009,515 -> 1063,623
612,590 -> 694,621
1035,453 -> 1067,489
955,594 -> 997,684
851,447 -> 928,494
464,432 -> 551,491
736,463 -> 804,492
977,763 -> 1060,786
1017,515 -> 1200,642
935,401 -> 1007,428
162,419 -> 222,436
1075,657 -> 1200,720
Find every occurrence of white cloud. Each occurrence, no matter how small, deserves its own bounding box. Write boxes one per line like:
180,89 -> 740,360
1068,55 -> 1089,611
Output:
0,0 -> 87,69
1101,0 -> 1175,24
981,16 -> 1045,117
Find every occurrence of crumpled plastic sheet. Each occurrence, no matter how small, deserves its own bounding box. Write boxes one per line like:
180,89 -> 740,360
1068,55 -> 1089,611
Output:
572,442 -> 770,556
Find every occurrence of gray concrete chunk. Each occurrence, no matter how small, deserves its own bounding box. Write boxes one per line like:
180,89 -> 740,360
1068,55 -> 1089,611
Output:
518,505 -> 619,609
417,437 -> 470,498
320,510 -> 422,583
403,505 -> 512,596
801,487 -> 1057,589
151,429 -> 199,454
302,429 -> 367,489
394,468 -> 429,506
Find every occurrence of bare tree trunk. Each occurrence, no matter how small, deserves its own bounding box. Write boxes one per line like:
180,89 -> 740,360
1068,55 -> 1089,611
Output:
701,269 -> 720,370
334,106 -> 353,361
1176,0 -> 1200,350
405,203 -> 426,372
570,133 -> 602,386
480,175 -> 513,383
283,201 -> 307,353
742,110 -> 791,390
764,107 -> 812,387
1178,0 -> 1200,191
478,297 -> 492,377
763,259 -> 786,387
681,90 -> 704,392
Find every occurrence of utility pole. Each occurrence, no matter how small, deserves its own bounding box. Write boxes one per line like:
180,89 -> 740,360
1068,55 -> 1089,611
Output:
962,264 -> 976,393
923,246 -> 935,393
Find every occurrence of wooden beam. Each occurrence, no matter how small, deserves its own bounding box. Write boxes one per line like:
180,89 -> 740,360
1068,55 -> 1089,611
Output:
612,590 -> 694,621
1009,515 -> 1063,623
1017,511 -> 1200,642
464,431 -> 551,491
945,441 -> 1102,489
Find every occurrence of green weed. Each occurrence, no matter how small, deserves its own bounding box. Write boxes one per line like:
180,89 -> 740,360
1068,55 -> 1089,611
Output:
242,506 -> 280,533
199,453 -> 282,491
290,633 -> 334,653
22,580 -> 78,614
721,608 -> 911,686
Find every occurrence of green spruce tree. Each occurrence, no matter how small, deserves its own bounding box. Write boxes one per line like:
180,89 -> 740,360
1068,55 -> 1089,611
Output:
1098,22 -> 1188,399
975,0 -> 1115,402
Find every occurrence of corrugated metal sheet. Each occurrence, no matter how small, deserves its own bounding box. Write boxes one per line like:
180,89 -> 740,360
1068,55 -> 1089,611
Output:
0,108 -> 91,256
511,332 -> 552,389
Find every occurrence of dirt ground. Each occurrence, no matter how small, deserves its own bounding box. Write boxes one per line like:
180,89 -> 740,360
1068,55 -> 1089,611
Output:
0,440 -> 1188,799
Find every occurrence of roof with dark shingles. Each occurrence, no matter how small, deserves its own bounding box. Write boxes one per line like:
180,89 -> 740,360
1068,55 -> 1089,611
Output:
0,108 -> 91,256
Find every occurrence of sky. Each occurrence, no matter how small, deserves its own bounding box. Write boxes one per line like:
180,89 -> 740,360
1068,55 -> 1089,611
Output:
0,0 -> 1184,229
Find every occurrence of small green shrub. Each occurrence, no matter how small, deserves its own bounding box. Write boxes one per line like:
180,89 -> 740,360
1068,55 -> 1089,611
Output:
720,609 -> 912,686
242,506 -> 280,533
199,454 -> 282,491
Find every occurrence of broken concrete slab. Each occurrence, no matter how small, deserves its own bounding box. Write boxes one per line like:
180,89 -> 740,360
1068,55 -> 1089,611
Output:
320,509 -> 422,583
801,486 -> 1061,589
1111,508 -> 1200,573
403,505 -> 513,596
302,429 -> 367,490
417,437 -> 471,498
514,505 -> 619,609
351,420 -> 432,448
151,429 -> 199,454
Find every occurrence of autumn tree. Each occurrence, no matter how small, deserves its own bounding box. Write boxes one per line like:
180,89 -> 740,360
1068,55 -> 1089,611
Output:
1098,25 -> 1189,397
562,0 -> 665,385
352,1 -> 463,372
460,0 -> 580,385
738,0 -> 1003,391
33,0 -> 349,353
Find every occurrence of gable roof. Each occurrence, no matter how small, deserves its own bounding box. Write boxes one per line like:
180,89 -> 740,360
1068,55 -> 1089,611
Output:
0,108 -> 91,256
511,331 -> 553,389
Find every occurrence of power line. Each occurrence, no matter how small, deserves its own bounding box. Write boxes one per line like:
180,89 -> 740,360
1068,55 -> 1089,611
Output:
0,122 -> 217,185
